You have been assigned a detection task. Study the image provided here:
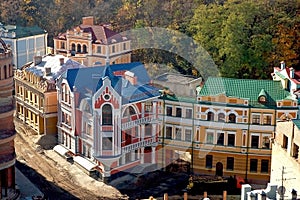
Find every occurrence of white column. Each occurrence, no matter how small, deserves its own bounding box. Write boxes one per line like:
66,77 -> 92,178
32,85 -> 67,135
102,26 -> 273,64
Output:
151,147 -> 156,164
141,102 -> 145,118
141,147 -> 145,164
121,155 -> 125,165
141,124 -> 145,140
131,151 -> 135,162
152,124 -> 156,137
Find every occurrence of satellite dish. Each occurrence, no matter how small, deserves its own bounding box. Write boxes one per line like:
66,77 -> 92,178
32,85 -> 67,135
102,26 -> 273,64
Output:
278,186 -> 286,195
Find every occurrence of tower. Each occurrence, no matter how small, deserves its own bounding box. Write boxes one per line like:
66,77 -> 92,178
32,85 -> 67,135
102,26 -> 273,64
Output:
0,38 -> 17,198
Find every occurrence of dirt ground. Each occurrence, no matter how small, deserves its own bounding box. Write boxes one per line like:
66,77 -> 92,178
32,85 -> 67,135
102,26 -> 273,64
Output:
14,132 -> 127,200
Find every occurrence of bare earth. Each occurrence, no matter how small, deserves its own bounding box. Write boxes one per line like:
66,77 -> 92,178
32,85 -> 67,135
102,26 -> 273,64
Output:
14,132 -> 126,200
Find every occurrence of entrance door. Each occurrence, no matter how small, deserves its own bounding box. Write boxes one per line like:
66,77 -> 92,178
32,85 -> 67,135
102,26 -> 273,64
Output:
216,162 -> 223,177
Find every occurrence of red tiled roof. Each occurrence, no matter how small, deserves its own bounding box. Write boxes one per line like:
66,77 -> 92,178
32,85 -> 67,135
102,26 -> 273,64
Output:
275,66 -> 300,84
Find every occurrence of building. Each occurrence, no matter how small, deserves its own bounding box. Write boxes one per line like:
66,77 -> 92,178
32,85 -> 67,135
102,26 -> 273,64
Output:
56,62 -> 160,180
157,76 -> 298,184
0,39 -> 19,199
0,23 -> 47,69
270,120 -> 300,199
53,16 -> 131,67
14,54 -> 86,141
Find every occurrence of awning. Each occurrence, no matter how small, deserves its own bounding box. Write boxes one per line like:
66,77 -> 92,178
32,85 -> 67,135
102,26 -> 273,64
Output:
53,145 -> 70,157
73,156 -> 97,171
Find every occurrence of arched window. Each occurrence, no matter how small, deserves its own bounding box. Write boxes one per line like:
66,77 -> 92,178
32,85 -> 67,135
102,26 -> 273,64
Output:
83,45 -> 87,53
218,113 -> 225,122
229,113 -> 236,123
123,106 -> 136,117
102,104 -> 112,125
71,43 -> 76,51
77,44 -> 81,53
3,65 -> 7,79
207,111 -> 214,121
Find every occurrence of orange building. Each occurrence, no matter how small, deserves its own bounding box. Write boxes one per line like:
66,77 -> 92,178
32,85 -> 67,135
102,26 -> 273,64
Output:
53,16 -> 131,66
0,39 -> 18,199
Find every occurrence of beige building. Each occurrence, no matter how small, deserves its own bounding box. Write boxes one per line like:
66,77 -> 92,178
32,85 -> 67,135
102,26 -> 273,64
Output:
14,54 -> 86,137
53,16 -> 131,66
271,120 -> 300,199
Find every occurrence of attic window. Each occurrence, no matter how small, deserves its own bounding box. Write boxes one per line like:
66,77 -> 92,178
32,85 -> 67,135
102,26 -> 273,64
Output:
258,89 -> 267,103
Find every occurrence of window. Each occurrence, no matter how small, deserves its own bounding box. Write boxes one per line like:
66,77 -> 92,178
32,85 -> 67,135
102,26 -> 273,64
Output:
145,102 -> 152,113
97,46 -> 101,53
252,114 -> 260,124
112,45 -> 115,53
218,113 -> 225,122
228,134 -> 235,146
293,143 -> 299,159
251,135 -> 259,148
145,124 -> 152,137
185,129 -> 192,142
283,135 -> 288,149
207,111 -> 214,121
123,43 -> 126,50
77,44 -> 81,53
263,115 -> 272,125
250,159 -> 258,172
61,41 -> 65,49
166,106 -> 172,116
217,132 -> 224,145
206,155 -> 213,168
228,114 -> 236,123
83,45 -> 87,53
102,104 -> 112,125
175,127 -> 182,140
226,157 -> 234,171
186,108 -> 192,119
261,159 -> 269,173
176,107 -> 182,117
262,136 -> 270,149
166,126 -> 172,139
102,137 -> 113,150
206,132 -> 214,144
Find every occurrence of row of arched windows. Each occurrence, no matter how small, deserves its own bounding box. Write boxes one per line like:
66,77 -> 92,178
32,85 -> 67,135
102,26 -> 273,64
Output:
207,111 -> 236,123
0,64 -> 13,80
71,43 -> 87,54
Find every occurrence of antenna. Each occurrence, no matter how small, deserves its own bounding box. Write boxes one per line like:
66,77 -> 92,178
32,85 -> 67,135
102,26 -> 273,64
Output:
276,166 -> 296,200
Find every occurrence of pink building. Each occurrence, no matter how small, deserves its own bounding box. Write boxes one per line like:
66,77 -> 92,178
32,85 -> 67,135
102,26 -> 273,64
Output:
56,62 -> 160,180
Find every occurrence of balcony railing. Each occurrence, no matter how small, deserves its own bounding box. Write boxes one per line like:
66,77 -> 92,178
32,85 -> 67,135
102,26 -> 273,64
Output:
122,136 -> 157,154
121,115 -> 156,130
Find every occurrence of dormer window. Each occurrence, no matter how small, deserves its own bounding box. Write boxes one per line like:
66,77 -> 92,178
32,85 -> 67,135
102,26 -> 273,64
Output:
258,89 -> 267,103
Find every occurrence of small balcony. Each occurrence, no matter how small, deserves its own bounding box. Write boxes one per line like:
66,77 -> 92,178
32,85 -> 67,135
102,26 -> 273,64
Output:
122,136 -> 157,154
121,114 -> 156,130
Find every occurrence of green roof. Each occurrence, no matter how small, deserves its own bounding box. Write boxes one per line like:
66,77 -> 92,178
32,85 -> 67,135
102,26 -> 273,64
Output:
292,119 -> 300,129
2,25 -> 46,38
275,71 -> 287,80
198,77 -> 293,108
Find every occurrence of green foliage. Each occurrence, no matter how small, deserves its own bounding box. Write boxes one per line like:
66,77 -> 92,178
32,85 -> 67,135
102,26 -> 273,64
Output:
0,0 -> 298,79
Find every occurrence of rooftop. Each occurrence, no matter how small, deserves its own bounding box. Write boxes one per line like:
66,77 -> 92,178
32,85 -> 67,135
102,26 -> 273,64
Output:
0,24 -> 46,39
198,77 -> 294,108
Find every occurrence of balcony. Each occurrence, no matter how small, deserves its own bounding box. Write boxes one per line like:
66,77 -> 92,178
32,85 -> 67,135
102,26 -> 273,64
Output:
121,114 -> 156,130
122,136 -> 157,154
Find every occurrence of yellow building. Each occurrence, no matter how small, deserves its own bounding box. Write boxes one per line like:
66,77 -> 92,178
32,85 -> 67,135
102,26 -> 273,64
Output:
14,54 -> 86,136
158,77 -> 298,184
53,16 -> 131,66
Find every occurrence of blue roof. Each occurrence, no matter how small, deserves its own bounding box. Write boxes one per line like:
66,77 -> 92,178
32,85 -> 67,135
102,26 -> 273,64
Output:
62,62 -> 159,104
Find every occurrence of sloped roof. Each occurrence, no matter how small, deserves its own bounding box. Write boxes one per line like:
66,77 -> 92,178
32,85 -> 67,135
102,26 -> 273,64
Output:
1,25 -> 46,38
198,77 -> 294,108
292,119 -> 300,130
62,62 -> 160,105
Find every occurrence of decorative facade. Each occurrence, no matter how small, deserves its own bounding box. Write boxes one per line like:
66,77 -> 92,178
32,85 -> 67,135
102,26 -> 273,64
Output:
14,54 -> 86,137
53,16 -> 131,67
56,62 -> 160,180
0,23 -> 47,69
0,39 -> 18,199
157,77 -> 298,184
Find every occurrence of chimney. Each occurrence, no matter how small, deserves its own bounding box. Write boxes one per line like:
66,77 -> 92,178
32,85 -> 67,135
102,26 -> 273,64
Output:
33,56 -> 42,65
290,67 -> 294,78
124,71 -> 137,85
82,16 -> 94,26
59,57 -> 64,65
280,61 -> 285,70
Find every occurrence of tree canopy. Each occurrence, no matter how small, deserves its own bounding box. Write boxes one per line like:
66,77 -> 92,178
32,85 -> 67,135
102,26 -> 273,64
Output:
0,0 -> 298,79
